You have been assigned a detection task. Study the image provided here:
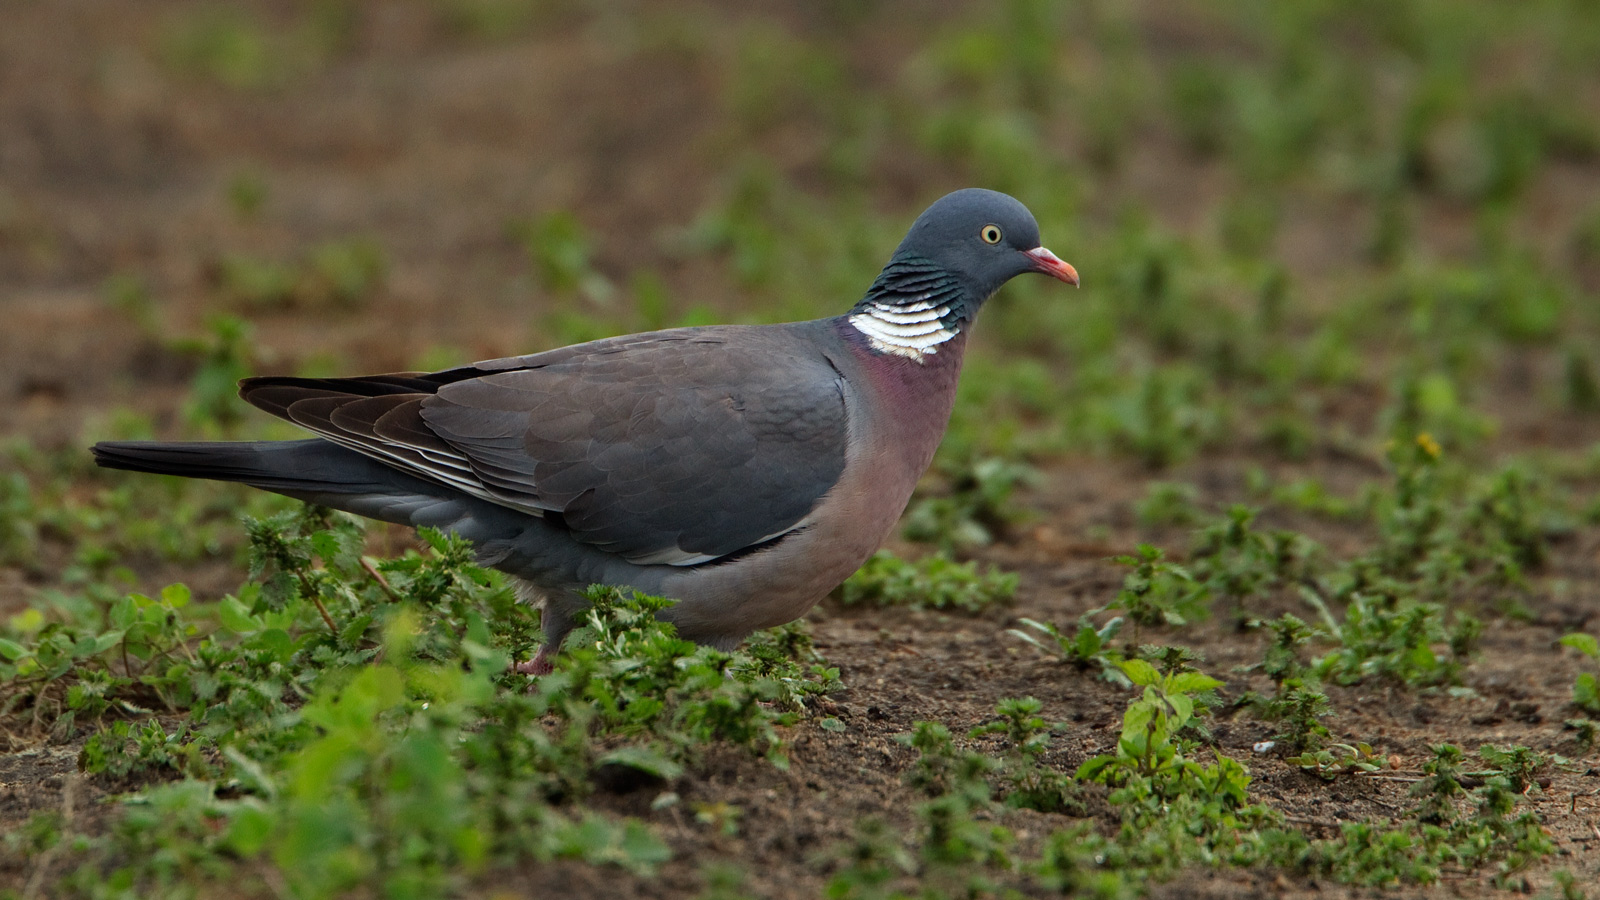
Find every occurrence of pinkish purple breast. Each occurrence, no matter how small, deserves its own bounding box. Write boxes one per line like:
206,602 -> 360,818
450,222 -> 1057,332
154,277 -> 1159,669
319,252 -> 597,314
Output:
836,322 -> 970,486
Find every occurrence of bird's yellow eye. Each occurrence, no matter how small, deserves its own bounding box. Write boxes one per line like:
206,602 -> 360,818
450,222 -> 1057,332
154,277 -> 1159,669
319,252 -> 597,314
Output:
980,224 -> 1003,244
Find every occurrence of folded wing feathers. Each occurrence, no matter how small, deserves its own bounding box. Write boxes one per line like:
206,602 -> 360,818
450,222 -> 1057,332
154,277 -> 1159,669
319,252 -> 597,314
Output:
236,365 -> 818,568
345,414 -> 491,497
246,382 -> 547,518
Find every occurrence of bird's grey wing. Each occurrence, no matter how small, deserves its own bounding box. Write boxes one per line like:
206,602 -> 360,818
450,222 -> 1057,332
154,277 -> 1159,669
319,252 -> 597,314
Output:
239,328 -> 850,566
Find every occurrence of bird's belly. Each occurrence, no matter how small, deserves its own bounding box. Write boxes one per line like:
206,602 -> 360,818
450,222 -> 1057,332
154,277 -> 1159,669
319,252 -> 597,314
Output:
659,455 -> 918,641
653,361 -> 952,644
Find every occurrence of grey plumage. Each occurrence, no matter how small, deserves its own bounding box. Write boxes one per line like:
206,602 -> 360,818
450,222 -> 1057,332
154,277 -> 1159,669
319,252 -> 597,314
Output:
91,188 -> 1078,669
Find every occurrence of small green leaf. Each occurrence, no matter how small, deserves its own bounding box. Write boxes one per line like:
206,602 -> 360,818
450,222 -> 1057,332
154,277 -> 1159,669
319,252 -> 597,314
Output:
218,596 -> 261,633
248,628 -> 294,662
9,608 -> 44,633
619,820 -> 672,875
338,613 -> 374,646
1118,658 -> 1161,686
308,530 -> 344,563
1560,633 -> 1600,659
1165,692 -> 1195,726
160,583 -> 192,608
598,746 -> 685,781
1576,673 -> 1600,714
224,802 -> 275,856
1166,672 -> 1224,695
109,596 -> 138,631
1075,754 -> 1117,781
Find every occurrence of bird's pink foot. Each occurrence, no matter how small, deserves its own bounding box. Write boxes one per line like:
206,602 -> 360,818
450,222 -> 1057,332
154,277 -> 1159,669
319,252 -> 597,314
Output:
512,646 -> 554,676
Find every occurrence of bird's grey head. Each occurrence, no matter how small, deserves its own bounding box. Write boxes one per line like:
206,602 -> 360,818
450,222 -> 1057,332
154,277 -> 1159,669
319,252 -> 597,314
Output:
849,189 -> 1077,360
894,188 -> 1078,299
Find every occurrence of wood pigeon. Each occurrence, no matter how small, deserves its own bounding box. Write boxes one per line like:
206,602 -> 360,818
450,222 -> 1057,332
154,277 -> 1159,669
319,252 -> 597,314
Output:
92,188 -> 1079,672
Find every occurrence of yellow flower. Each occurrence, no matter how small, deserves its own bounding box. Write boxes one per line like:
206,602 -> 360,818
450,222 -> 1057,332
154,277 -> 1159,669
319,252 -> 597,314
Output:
1415,432 -> 1441,459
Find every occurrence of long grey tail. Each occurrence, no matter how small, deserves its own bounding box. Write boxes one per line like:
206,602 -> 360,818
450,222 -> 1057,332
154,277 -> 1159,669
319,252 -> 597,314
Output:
90,438 -> 495,534
93,439 -> 374,491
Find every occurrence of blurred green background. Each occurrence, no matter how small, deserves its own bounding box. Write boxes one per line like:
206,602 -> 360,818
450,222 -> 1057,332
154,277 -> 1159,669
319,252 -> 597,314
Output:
6,0 -> 1600,467
6,0 -> 1600,632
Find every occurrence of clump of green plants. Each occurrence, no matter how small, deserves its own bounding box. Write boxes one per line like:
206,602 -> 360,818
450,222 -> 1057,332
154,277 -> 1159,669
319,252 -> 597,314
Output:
103,272 -> 160,334
1270,741 -> 1557,888
1187,505 -> 1319,620
1,425 -> 297,586
864,667 -> 1232,895
837,550 -> 1017,614
1009,614 -> 1127,683
1238,614 -> 1334,752
1389,744 -> 1550,886
210,236 -> 387,311
1075,658 -> 1228,791
0,469 -> 37,567
1559,632 -> 1600,716
1254,685 -> 1335,749
1093,365 -> 1228,469
226,169 -> 268,218
1106,544 -> 1206,631
543,585 -> 839,771
968,697 -> 1077,813
2,507 -> 840,897
168,314 -> 256,433
512,209 -> 613,301
1306,589 -> 1478,687
898,720 -> 997,802
1135,480 -> 1201,527
866,719 -> 1025,898
1069,657 -> 1280,877
825,798 -> 1021,900
902,453 -> 1036,550
1342,435 -> 1564,599
829,648 -> 1558,896
79,719 -> 211,787
158,3 -> 353,90
1285,741 -> 1387,779
833,698 -> 1083,896
1256,472 -> 1359,520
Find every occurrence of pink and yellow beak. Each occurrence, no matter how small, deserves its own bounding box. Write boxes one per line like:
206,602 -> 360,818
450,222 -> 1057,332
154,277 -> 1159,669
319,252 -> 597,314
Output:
1025,246 -> 1080,286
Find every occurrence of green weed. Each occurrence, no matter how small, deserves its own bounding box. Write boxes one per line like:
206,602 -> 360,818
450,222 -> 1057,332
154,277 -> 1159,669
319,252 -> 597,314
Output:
1135,481 -> 1201,528
1285,742 -> 1387,779
169,315 -> 255,434
512,209 -> 612,301
968,697 -> 1077,813
1187,505 -> 1318,619
212,237 -> 386,311
1075,658 -> 1226,788
1106,544 -> 1205,631
837,551 -> 1017,614
1307,589 -> 1476,687
902,454 -> 1035,550
159,3 -> 351,90
1009,614 -> 1127,684
1559,633 -> 1600,716
5,507 -> 838,897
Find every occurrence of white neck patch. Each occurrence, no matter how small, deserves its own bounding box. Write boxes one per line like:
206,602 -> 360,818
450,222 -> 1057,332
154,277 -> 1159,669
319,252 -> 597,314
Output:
848,300 -> 958,361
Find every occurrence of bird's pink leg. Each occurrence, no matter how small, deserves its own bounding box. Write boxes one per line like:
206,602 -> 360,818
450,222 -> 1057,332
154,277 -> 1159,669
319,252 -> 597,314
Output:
512,645 -> 554,676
